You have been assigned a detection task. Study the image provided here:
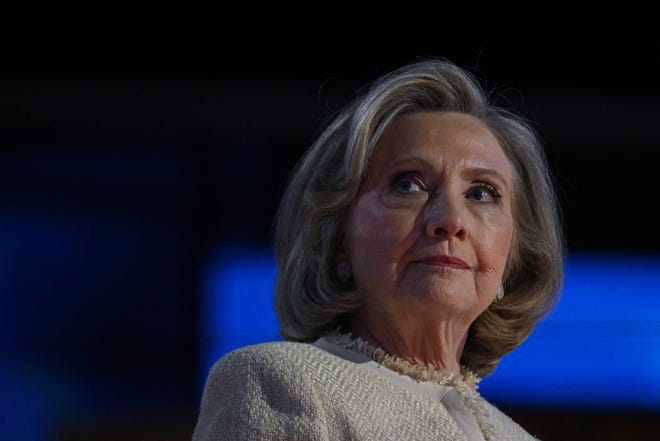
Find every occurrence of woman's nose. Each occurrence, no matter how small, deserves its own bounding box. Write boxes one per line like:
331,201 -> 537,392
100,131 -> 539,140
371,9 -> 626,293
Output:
424,193 -> 468,240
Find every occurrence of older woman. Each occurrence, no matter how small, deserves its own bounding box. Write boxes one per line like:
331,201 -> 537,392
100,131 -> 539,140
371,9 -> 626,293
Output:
192,58 -> 564,441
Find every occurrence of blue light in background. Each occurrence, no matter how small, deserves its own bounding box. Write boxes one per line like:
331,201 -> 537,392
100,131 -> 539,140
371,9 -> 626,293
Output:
198,246 -> 280,393
0,210 -> 189,441
479,253 -> 660,411
199,248 -> 660,411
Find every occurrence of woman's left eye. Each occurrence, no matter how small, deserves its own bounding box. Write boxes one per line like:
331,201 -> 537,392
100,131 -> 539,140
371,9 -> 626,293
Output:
466,185 -> 501,203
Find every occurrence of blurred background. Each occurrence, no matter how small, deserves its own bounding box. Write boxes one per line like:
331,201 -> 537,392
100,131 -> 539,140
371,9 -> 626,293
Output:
1,13 -> 659,441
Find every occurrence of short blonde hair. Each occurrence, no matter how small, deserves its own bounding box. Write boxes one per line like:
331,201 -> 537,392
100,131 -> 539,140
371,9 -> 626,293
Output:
273,58 -> 564,377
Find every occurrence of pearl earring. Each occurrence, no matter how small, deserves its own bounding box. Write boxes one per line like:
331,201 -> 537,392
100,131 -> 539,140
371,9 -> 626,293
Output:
497,286 -> 504,301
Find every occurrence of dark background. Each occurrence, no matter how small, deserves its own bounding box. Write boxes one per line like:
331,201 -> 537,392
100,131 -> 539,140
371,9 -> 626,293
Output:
2,14 -> 659,441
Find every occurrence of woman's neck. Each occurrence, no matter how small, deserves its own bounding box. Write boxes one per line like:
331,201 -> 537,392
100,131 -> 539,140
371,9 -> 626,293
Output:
347,314 -> 468,374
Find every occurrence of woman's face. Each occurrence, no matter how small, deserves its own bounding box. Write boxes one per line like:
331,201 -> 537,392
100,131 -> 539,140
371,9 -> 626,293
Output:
347,111 -> 514,330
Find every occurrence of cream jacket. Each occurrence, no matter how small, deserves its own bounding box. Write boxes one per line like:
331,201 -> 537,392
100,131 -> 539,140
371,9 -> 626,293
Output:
191,341 -> 539,441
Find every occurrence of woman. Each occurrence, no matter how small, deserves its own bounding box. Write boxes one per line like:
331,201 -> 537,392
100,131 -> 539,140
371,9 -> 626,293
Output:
192,58 -> 564,440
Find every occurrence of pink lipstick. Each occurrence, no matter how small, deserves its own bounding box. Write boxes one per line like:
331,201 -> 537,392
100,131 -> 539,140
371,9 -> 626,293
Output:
417,255 -> 470,270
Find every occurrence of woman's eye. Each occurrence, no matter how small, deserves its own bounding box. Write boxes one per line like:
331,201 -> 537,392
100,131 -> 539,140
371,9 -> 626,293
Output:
466,185 -> 501,203
393,176 -> 424,194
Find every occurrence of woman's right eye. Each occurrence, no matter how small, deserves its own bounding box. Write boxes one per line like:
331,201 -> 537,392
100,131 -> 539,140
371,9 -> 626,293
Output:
392,174 -> 424,194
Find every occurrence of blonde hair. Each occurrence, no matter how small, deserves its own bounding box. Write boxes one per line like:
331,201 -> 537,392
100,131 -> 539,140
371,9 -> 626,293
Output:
273,58 -> 564,377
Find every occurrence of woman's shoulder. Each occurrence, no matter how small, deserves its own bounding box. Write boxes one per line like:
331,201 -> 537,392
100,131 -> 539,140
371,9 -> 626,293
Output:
194,341 -> 341,440
217,340 -> 319,361
208,340 -> 330,376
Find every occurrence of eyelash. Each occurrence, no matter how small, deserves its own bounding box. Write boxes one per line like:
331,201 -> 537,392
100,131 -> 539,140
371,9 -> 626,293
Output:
468,183 -> 502,203
391,172 -> 502,203
391,172 -> 426,194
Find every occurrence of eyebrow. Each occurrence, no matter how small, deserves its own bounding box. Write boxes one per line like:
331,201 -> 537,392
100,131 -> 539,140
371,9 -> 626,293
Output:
387,156 -> 433,171
467,167 -> 510,190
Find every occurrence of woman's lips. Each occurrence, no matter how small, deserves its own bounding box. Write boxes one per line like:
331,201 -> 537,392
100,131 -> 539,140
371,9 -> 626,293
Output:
417,255 -> 470,269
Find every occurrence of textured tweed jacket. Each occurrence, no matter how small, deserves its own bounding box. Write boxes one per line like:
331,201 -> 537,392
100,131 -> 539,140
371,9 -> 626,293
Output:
191,341 -> 539,441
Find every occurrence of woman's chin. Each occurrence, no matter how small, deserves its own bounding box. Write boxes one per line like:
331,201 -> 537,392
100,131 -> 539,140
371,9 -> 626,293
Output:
407,287 -> 478,316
